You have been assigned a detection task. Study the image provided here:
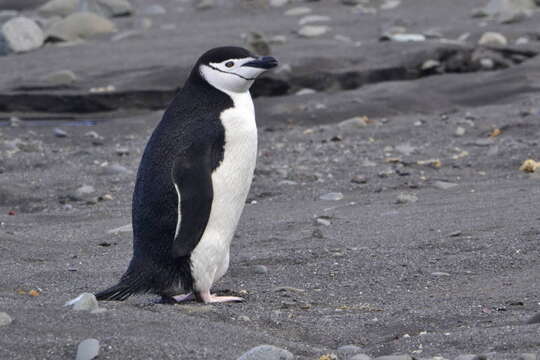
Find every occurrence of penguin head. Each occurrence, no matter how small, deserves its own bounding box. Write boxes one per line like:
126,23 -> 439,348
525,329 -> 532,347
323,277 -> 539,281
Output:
195,46 -> 278,93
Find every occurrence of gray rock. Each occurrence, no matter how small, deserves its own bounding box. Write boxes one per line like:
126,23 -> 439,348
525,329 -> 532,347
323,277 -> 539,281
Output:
374,356 -> 414,360
53,128 -> 68,137
422,59 -> 441,71
455,126 -> 466,136
338,116 -> 369,129
100,163 -> 132,175
1,17 -> 44,53
284,7 -> 312,16
93,0 -> 133,17
253,265 -> 268,274
431,271 -> 451,276
38,0 -> 77,17
298,15 -> 331,25
143,4 -> 166,15
237,345 -> 294,360
47,11 -> 116,41
269,0 -> 289,7
478,32 -> 508,46
386,33 -> 426,42
295,88 -> 316,96
453,355 -> 486,360
196,0 -> 214,10
518,354 -> 537,360
42,69 -> 78,86
298,25 -> 330,38
69,185 -> 96,201
337,345 -> 363,359
316,216 -> 331,226
238,315 -> 251,322
76,338 -> 100,360
65,293 -> 99,312
320,192 -> 344,201
526,312 -> 540,324
0,312 -> 13,327
433,181 -> 458,190
395,143 -> 416,156
350,355 -> 372,360
482,0 -> 536,23
396,193 -> 418,204
351,175 -> 367,184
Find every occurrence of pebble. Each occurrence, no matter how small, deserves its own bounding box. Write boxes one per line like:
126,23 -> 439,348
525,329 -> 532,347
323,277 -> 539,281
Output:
431,271 -> 451,276
338,116 -> 369,129
196,0 -> 215,10
238,315 -> 251,322
422,59 -> 441,71
374,356 -> 413,360
396,193 -> 417,204
284,7 -> 312,16
455,126 -> 466,137
316,217 -> 331,226
65,293 -> 100,312
384,33 -> 426,42
47,12 -> 117,41
433,181 -> 458,190
478,32 -> 507,46
101,163 -> 132,175
269,0 -> 289,7
395,143 -> 416,156
253,265 -> 268,274
143,5 -> 167,15
298,25 -> 330,38
295,88 -> 316,96
237,345 -> 294,360
0,312 -> 12,327
76,338 -> 100,360
320,192 -> 343,201
53,128 -> 68,137
93,0 -> 133,17
518,354 -> 537,360
298,15 -> 331,25
526,312 -> 540,324
337,345 -> 363,359
1,17 -> 44,54
42,69 -> 78,86
38,0 -> 77,17
479,58 -> 494,70
351,175 -> 367,184
381,0 -> 401,10
454,355 -> 486,360
350,356 -> 371,360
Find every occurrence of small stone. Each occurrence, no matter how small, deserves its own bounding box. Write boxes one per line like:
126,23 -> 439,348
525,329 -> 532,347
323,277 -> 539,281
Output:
254,265 -> 268,274
52,128 -> 68,137
298,25 -> 330,38
395,143 -> 415,156
42,69 -> 78,86
351,175 -> 367,184
295,88 -> 316,96
396,193 -> 417,204
238,315 -> 251,322
269,0 -> 289,7
386,33 -> 426,42
337,345 -> 363,359
433,181 -> 458,190
65,293 -> 99,312
378,167 -> 395,177
316,217 -> 331,226
519,159 -> 539,173
70,185 -> 96,201
338,116 -> 369,129
0,312 -> 12,327
478,32 -> 507,46
431,271 -> 451,276
285,7 -> 312,16
479,58 -> 495,70
38,0 -> 78,17
143,5 -> 166,15
374,356 -> 413,360
99,194 -> 113,201
320,192 -> 343,201
47,12 -> 116,41
196,0 -> 214,10
526,312 -> 540,324
94,0 -> 133,17
237,345 -> 294,360
454,355 -> 486,360
76,338 -> 99,360
1,17 -> 44,53
115,147 -> 129,156
516,37 -> 529,45
350,355 -> 372,360
298,15 -> 331,26
518,354 -> 537,360
455,126 -> 466,136
422,59 -> 441,71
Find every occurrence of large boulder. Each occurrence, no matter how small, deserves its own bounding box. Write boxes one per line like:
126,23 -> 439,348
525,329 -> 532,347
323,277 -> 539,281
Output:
38,0 -> 78,17
46,11 -> 116,41
1,17 -> 44,54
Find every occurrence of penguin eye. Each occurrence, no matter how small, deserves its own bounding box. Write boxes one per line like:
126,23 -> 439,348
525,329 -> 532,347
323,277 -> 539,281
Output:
225,61 -> 234,68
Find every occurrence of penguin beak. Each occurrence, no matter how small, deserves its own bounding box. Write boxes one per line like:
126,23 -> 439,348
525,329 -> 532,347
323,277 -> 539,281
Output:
242,56 -> 279,70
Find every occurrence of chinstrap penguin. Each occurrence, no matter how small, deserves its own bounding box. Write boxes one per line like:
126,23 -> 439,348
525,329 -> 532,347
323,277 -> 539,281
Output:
95,47 -> 278,303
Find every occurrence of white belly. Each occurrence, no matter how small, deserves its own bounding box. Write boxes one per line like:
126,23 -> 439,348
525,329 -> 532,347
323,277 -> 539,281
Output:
190,91 -> 257,292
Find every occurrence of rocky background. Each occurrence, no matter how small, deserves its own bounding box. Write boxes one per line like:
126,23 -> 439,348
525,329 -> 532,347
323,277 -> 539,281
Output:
0,0 -> 539,359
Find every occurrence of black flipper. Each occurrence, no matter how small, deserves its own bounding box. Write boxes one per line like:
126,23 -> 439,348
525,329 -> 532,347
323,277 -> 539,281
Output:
170,142 -> 214,259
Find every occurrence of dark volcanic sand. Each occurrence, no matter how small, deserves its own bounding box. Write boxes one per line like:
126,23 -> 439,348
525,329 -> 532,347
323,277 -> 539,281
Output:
0,0 -> 539,359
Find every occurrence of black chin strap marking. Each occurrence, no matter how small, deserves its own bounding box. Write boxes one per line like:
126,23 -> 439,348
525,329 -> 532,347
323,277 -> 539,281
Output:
208,64 -> 256,81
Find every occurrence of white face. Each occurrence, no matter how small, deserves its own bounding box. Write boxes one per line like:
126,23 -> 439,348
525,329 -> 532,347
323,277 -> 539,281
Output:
200,57 -> 269,94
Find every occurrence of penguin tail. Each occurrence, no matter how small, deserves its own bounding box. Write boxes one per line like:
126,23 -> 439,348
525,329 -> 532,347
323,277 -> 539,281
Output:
95,277 -> 144,301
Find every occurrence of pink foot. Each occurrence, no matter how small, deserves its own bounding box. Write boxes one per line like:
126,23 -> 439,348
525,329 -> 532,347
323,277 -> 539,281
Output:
197,291 -> 244,304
